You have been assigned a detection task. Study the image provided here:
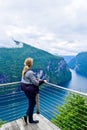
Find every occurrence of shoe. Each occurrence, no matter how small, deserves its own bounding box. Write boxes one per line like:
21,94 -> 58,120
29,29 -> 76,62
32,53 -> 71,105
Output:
36,111 -> 40,114
23,116 -> 27,124
29,120 -> 39,124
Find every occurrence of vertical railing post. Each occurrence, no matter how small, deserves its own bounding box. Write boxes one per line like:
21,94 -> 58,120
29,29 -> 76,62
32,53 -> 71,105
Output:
36,93 -> 40,114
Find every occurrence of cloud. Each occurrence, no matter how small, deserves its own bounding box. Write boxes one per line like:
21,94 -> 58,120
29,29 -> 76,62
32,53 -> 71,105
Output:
0,0 -> 87,55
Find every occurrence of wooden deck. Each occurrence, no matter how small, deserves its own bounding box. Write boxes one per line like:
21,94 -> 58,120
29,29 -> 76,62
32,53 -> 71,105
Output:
0,114 -> 61,130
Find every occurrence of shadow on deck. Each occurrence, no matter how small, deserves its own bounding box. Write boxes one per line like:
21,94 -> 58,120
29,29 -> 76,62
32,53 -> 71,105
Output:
0,114 -> 61,130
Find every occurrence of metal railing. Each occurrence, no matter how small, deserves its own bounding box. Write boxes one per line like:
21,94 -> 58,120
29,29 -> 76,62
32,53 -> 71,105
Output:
0,81 -> 87,130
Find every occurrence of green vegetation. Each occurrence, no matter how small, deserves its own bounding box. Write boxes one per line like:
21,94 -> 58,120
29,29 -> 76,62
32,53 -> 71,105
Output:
52,93 -> 87,130
0,42 -> 71,84
0,119 -> 7,127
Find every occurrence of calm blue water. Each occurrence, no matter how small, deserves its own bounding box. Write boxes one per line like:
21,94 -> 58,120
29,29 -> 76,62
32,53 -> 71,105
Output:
65,69 -> 87,93
0,69 -> 87,122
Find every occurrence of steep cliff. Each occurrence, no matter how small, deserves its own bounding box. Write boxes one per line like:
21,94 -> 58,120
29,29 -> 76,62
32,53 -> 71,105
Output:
69,52 -> 87,77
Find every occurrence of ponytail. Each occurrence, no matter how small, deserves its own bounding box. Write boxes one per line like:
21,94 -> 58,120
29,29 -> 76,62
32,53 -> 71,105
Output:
22,65 -> 29,78
22,57 -> 33,78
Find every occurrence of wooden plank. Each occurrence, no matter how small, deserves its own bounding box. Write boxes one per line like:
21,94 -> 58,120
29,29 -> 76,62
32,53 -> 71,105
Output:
0,120 -> 20,130
34,114 -> 61,130
0,114 -> 61,130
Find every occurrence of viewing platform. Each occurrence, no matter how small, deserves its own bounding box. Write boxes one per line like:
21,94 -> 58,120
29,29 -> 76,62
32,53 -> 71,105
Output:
0,114 -> 60,130
0,82 -> 87,130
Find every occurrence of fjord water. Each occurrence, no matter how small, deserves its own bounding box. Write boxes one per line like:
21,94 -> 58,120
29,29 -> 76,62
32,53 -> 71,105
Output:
0,69 -> 87,121
65,69 -> 87,93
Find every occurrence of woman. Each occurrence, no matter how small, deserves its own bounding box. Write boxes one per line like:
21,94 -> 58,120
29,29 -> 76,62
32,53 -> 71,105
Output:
21,57 -> 47,124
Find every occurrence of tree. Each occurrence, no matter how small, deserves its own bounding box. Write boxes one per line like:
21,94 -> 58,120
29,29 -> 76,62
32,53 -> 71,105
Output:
52,93 -> 87,130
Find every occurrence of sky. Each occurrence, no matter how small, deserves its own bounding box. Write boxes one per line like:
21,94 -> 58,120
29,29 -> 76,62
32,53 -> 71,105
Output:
0,0 -> 87,55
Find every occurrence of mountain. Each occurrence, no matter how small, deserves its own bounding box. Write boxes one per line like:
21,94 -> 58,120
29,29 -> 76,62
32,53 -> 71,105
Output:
0,41 -> 71,85
62,55 -> 75,63
68,52 -> 87,77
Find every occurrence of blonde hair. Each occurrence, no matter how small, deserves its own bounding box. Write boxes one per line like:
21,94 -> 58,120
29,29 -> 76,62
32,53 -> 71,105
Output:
22,58 -> 33,77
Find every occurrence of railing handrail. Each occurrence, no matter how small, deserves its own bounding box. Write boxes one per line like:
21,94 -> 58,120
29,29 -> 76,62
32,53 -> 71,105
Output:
0,81 -> 20,87
46,82 -> 87,97
0,81 -> 87,96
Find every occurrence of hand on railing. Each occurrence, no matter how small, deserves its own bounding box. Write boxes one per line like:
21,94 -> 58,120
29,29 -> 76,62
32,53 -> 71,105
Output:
43,80 -> 48,83
38,79 -> 48,83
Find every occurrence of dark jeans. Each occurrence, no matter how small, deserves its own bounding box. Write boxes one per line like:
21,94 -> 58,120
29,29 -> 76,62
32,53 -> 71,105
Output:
24,91 -> 36,122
